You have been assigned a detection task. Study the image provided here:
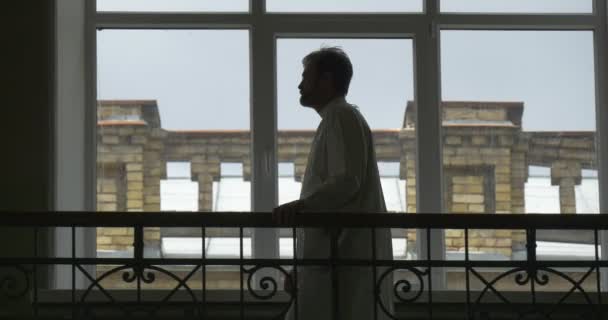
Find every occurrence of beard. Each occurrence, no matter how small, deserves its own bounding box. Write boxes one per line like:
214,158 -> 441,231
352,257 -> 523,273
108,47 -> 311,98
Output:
299,91 -> 316,107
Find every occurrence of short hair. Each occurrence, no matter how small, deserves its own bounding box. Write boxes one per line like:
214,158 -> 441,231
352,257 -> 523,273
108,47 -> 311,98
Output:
302,46 -> 353,97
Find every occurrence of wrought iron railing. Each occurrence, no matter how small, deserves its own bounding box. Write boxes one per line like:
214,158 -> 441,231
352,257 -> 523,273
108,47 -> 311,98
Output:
0,212 -> 606,319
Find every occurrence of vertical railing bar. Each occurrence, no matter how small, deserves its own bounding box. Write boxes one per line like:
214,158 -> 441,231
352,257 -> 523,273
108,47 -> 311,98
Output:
239,227 -> 244,320
426,228 -> 433,320
71,225 -> 76,320
33,227 -> 39,318
331,228 -> 340,320
137,269 -> 142,305
531,274 -> 536,307
201,226 -> 206,320
372,227 -> 378,320
594,229 -> 603,317
135,225 -> 142,304
528,228 -> 537,306
465,228 -> 471,320
292,226 -> 299,320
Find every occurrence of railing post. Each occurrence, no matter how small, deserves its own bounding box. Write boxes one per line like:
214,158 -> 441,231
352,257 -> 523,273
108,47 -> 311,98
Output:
526,228 -> 537,265
594,229 -> 603,317
292,226 -> 299,320
371,227 -> 378,320
465,228 -> 472,319
134,224 -> 144,262
330,227 -> 340,320
134,224 -> 144,304
526,228 -> 538,306
201,226 -> 207,320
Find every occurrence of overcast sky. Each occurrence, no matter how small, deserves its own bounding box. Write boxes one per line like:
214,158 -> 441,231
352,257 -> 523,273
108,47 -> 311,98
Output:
97,1 -> 596,132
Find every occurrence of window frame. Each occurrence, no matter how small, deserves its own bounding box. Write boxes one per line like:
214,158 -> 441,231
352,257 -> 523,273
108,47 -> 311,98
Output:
54,0 -> 608,290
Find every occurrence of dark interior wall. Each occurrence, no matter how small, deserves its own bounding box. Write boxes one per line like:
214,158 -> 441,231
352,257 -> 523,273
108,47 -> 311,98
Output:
1,2 -> 54,211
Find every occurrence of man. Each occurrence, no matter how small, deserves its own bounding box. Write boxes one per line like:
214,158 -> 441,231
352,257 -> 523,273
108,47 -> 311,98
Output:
273,47 -> 394,320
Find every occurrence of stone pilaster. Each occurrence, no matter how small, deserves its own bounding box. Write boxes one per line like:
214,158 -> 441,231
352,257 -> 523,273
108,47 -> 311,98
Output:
494,162 -> 512,214
559,178 -> 577,214
551,161 -> 582,214
243,157 -> 251,182
142,132 -> 166,248
198,175 -> 214,212
294,155 -> 307,182
450,176 -> 485,213
97,175 -> 119,212
510,136 -> 528,213
403,154 -> 417,255
191,156 -> 221,212
141,130 -> 165,213
125,161 -> 144,212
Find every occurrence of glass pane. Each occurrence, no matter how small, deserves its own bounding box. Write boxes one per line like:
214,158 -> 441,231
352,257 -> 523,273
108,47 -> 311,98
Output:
440,30 -> 597,290
96,29 -> 251,288
97,0 -> 248,12
276,38 -> 417,260
267,0 -> 423,13
441,0 -> 592,14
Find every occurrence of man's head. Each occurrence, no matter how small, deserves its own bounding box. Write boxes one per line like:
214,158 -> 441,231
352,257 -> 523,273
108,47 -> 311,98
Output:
298,47 -> 353,109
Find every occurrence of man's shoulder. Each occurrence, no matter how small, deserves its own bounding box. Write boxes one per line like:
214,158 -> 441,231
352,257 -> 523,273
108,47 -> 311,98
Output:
326,103 -> 372,136
328,102 -> 361,121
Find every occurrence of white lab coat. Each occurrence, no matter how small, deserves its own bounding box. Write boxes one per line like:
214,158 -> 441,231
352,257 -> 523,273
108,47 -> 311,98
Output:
285,97 -> 394,320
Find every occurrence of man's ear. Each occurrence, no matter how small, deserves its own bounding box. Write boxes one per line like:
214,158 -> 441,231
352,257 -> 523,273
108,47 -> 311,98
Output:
320,71 -> 332,81
319,72 -> 333,88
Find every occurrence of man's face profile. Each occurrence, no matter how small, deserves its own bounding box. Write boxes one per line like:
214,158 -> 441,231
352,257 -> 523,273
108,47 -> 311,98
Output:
299,62 -> 335,109
298,63 -> 319,108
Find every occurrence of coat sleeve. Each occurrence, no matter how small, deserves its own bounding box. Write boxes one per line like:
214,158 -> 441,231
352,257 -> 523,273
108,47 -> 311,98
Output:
300,108 -> 368,211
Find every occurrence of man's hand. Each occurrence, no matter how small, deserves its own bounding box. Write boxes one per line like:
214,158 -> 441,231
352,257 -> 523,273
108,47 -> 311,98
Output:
272,200 -> 304,225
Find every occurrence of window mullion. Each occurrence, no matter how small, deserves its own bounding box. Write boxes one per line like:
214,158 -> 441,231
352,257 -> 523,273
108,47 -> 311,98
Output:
415,0 -> 445,290
595,0 -> 608,214
593,0 -> 608,291
55,0 -> 96,290
251,22 -> 279,260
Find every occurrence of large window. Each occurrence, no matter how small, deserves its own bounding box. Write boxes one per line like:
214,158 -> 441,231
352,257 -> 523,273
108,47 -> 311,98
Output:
96,29 -> 251,287
439,31 -> 598,267
81,0 -> 608,291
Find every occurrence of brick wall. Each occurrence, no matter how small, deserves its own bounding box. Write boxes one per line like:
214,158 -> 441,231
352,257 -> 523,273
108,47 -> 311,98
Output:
96,100 -> 596,258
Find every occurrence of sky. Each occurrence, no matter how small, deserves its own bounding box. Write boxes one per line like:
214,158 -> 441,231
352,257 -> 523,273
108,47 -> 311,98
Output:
97,28 -> 596,131
96,1 -> 596,132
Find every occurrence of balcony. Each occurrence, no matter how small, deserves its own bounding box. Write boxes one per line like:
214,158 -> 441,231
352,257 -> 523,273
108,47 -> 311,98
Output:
0,212 -> 606,319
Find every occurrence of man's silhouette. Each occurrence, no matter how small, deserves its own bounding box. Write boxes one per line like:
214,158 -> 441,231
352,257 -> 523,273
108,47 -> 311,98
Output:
273,47 -> 394,320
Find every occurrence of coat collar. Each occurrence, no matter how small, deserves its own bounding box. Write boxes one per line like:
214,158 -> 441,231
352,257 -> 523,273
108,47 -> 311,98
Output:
318,96 -> 347,119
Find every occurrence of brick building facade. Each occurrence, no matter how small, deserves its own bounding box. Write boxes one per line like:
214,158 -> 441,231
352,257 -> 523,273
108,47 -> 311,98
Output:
96,100 -> 596,259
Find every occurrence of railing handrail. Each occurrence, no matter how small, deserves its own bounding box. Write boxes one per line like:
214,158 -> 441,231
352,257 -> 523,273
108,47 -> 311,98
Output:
0,212 -> 606,229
